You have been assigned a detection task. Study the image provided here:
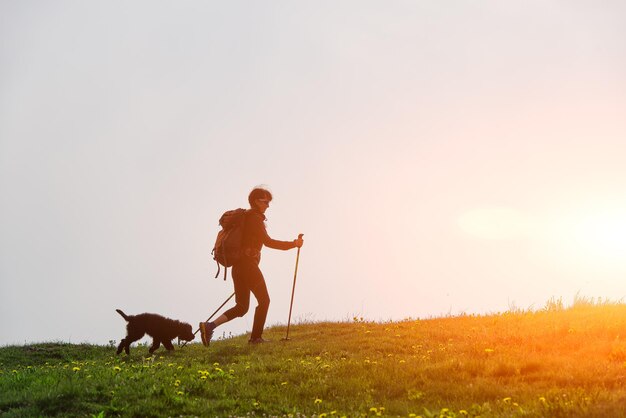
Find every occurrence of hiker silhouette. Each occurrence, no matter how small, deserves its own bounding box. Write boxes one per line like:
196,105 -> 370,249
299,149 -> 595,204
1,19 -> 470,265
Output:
200,187 -> 304,345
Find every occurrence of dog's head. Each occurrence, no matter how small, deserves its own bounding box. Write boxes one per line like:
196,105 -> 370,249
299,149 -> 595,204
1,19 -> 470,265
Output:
178,322 -> 195,342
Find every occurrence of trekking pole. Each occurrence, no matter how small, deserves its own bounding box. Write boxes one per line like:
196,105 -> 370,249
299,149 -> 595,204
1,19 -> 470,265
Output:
181,291 -> 235,348
283,234 -> 303,341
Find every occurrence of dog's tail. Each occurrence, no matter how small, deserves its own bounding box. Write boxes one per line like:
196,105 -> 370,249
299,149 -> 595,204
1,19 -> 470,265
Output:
116,309 -> 130,321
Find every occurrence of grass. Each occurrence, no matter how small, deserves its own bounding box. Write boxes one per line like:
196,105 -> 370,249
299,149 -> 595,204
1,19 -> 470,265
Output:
3,300 -> 626,417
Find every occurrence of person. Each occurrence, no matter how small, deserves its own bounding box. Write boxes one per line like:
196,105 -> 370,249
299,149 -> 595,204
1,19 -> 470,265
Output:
200,187 -> 304,345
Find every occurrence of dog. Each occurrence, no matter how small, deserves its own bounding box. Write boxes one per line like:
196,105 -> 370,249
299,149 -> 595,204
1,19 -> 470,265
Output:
115,309 -> 195,355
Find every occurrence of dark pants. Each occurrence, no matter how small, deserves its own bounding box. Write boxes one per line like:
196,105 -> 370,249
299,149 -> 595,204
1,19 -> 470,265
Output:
222,257 -> 270,340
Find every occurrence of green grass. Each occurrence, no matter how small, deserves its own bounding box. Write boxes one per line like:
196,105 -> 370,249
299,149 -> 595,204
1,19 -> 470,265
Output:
3,301 -> 626,417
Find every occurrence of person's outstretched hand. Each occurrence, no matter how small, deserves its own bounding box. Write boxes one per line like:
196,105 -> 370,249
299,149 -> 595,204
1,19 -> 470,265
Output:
294,235 -> 304,248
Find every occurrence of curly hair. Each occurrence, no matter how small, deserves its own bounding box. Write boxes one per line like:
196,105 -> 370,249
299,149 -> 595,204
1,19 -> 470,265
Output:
248,186 -> 273,208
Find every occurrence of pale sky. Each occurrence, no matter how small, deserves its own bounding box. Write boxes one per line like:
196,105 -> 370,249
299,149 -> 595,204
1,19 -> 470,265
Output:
1,1 -> 626,346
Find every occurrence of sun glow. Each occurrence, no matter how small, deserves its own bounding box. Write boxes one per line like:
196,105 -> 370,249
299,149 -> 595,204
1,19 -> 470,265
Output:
457,207 -> 531,240
553,210 -> 626,263
459,205 -> 626,270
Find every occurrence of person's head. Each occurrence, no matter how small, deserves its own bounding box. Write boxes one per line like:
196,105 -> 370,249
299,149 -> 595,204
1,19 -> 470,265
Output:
248,186 -> 273,214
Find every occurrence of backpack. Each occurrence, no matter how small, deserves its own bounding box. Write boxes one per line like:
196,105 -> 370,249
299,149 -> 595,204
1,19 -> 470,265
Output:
212,208 -> 247,280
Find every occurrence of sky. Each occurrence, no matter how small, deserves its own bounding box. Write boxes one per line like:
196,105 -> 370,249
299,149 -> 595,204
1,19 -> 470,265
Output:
1,1 -> 626,346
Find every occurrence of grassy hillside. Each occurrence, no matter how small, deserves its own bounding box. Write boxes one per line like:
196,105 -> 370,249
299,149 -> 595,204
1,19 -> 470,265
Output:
3,301 -> 626,417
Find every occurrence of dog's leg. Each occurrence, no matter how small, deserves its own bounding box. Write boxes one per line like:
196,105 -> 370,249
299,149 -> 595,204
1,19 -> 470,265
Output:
163,340 -> 175,351
116,337 -> 133,355
116,339 -> 126,355
121,328 -> 145,355
149,339 -> 161,354
118,337 -> 133,355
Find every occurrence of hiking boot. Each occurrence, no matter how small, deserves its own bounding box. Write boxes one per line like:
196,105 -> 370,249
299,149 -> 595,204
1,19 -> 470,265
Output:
248,337 -> 270,344
199,322 -> 215,347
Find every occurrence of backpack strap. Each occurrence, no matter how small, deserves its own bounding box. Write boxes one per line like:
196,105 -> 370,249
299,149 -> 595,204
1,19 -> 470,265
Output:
212,249 -> 229,281
212,248 -> 220,279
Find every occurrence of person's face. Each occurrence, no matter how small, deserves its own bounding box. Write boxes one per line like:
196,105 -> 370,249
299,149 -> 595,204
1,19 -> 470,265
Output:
255,197 -> 270,214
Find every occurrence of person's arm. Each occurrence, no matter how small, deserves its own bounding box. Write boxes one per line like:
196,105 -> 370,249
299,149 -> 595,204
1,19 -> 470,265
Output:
249,212 -> 302,250
263,232 -> 297,250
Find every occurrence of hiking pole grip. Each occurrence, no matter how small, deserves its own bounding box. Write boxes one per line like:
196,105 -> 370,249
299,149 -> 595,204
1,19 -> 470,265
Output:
293,233 -> 303,282
284,233 -> 303,340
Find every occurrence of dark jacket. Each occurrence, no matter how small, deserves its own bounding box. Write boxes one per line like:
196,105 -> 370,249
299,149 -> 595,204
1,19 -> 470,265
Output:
241,209 -> 295,263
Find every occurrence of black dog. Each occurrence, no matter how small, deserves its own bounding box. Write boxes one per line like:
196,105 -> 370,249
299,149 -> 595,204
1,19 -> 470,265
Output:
115,309 -> 195,355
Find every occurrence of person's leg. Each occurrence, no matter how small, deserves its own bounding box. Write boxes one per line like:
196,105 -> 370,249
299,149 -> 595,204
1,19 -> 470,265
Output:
248,266 -> 270,341
221,262 -> 252,320
211,314 -> 229,327
200,262 -> 251,346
